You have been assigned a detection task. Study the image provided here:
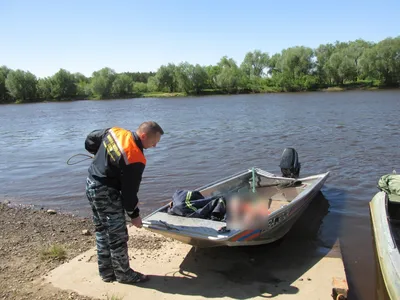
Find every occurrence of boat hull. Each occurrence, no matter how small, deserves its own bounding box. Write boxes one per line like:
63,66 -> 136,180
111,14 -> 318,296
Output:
369,191 -> 400,299
143,168 -> 329,248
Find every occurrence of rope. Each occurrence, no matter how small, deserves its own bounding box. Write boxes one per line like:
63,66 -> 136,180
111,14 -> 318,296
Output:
66,154 -> 93,165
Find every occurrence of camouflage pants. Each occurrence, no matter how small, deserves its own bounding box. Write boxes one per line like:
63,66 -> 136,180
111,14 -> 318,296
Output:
85,177 -> 137,282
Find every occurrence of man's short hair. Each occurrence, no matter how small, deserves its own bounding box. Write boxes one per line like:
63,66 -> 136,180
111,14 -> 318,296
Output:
138,121 -> 164,136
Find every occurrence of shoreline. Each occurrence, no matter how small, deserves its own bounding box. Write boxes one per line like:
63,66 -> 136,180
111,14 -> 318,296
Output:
1,85 -> 397,105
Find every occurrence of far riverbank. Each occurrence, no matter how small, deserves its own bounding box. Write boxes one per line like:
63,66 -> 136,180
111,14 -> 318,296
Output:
3,82 -> 397,105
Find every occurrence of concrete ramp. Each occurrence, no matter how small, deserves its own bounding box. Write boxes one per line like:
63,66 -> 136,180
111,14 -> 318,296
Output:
43,226 -> 348,300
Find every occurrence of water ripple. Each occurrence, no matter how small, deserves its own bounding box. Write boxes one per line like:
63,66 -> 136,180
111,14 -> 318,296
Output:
1,91 -> 400,300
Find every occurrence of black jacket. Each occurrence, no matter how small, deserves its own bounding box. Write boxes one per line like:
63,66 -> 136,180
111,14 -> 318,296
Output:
167,190 -> 227,221
85,127 -> 146,219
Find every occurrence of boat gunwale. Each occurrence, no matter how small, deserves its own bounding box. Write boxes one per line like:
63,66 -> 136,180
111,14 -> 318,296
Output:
142,168 -> 329,221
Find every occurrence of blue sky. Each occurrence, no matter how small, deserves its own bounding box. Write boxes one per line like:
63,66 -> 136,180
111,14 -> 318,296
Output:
1,0 -> 399,78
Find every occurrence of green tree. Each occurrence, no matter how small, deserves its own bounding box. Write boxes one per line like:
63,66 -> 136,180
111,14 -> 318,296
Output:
5,69 -> 37,102
347,39 -> 373,78
215,56 -> 244,93
190,64 -> 209,94
175,62 -> 208,94
266,53 -> 282,76
240,50 -> 270,92
155,64 -> 177,92
269,47 -> 315,91
240,50 -> 269,78
315,43 -> 335,84
278,46 -> 314,79
359,37 -> 400,86
50,69 -> 77,100
175,62 -> 192,93
0,66 -> 13,103
204,65 -> 221,89
74,73 -> 90,98
123,71 -> 155,83
111,73 -> 133,95
325,51 -> 357,85
36,77 -> 52,100
90,67 -> 116,99
132,82 -> 148,93
0,70 -> 6,103
146,76 -> 159,92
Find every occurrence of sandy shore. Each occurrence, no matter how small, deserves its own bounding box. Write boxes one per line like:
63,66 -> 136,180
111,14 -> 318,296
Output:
0,201 -> 97,300
0,201 -> 188,300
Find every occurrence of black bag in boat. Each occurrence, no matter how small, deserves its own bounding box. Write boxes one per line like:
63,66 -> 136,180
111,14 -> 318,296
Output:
279,147 -> 301,178
167,190 -> 227,221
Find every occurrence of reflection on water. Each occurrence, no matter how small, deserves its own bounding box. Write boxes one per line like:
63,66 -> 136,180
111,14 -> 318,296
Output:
1,90 -> 400,300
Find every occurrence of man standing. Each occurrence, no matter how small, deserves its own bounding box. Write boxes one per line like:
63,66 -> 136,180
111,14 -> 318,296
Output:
84,121 -> 164,284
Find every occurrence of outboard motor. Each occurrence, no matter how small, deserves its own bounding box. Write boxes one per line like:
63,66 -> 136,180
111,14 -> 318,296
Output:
279,148 -> 301,178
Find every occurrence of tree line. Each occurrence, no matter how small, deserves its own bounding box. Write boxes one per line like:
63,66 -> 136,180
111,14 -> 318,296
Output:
1,36 -> 399,103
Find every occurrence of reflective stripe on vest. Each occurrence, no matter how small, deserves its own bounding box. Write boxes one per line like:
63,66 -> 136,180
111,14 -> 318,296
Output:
106,127 -> 146,165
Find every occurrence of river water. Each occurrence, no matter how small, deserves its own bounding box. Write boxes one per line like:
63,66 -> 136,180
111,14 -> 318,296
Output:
1,90 -> 399,299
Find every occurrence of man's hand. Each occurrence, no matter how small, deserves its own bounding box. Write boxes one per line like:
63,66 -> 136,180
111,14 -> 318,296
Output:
131,216 -> 142,228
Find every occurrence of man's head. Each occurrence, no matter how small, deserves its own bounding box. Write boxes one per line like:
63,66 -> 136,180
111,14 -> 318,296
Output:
136,121 -> 164,149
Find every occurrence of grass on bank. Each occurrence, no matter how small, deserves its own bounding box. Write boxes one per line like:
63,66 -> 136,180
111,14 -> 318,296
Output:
142,91 -> 186,98
40,244 -> 67,261
322,80 -> 381,92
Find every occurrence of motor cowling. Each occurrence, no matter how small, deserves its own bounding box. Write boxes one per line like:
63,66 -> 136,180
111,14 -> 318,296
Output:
279,148 -> 301,178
